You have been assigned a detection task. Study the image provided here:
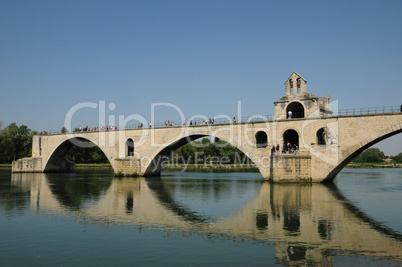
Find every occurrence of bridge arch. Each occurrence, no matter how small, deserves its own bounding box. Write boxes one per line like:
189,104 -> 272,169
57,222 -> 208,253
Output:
44,137 -> 112,172
143,133 -> 257,177
324,122 -> 402,182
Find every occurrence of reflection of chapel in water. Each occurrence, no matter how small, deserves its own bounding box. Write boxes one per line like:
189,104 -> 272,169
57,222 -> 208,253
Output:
273,72 -> 332,148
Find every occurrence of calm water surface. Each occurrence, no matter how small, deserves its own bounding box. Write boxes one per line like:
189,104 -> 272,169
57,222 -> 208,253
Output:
0,168 -> 401,266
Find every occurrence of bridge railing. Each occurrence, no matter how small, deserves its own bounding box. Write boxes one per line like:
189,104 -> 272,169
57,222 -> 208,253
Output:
333,105 -> 401,116
45,105 -> 401,135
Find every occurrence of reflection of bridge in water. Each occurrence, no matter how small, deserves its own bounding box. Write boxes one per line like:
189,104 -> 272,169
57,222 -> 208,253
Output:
12,172 -> 402,265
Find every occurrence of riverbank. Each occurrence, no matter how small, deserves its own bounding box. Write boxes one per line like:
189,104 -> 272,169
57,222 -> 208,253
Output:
162,163 -> 259,172
75,163 -> 112,168
1,162 -> 400,170
0,163 -> 11,169
346,162 -> 401,168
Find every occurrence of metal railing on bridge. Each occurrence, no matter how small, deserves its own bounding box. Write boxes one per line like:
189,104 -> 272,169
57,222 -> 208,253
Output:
45,105 -> 401,135
332,105 -> 401,116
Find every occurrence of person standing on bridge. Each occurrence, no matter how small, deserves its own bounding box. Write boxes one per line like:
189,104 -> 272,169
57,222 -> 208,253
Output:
288,110 -> 292,119
271,145 -> 276,155
233,117 -> 236,123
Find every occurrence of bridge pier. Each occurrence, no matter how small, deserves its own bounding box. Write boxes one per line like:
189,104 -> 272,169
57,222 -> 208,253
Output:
113,158 -> 142,176
12,157 -> 75,173
12,158 -> 43,173
269,154 -> 312,182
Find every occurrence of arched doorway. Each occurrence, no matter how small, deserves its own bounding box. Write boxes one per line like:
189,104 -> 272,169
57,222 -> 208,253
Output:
126,139 -> 134,156
286,102 -> 304,118
255,131 -> 268,148
283,129 -> 299,151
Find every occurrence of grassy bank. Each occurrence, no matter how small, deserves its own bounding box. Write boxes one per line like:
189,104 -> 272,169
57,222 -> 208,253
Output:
162,163 -> 259,172
346,162 -> 401,168
75,163 -> 112,168
2,162 -> 400,170
0,163 -> 11,169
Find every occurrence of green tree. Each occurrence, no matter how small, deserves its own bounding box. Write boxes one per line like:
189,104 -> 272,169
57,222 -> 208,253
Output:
172,137 -> 248,164
392,152 -> 402,163
352,148 -> 385,163
61,127 -> 68,134
66,143 -> 108,164
0,123 -> 32,162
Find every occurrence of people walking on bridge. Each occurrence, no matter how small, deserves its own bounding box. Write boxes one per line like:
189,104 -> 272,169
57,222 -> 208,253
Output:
233,117 -> 236,123
287,141 -> 292,153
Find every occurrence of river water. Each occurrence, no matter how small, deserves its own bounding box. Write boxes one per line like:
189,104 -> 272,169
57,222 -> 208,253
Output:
0,168 -> 401,266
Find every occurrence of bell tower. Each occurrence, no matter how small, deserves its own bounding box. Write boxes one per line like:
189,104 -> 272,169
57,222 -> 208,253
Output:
274,72 -> 332,120
284,72 -> 307,96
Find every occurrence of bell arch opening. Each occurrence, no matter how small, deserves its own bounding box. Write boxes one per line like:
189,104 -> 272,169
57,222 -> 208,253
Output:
286,102 -> 305,119
255,131 -> 268,148
44,137 -> 110,172
289,79 -> 294,95
283,129 -> 299,151
296,78 -> 301,94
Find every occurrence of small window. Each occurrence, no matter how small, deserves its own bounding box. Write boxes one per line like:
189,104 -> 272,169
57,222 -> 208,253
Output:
317,128 -> 326,145
126,138 -> 134,156
256,131 -> 268,148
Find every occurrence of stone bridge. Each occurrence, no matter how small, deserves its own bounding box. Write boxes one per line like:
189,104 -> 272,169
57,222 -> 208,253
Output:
12,72 -> 402,182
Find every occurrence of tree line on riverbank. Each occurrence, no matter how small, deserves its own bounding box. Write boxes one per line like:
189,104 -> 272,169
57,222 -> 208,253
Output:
1,122 -> 401,165
169,137 -> 250,164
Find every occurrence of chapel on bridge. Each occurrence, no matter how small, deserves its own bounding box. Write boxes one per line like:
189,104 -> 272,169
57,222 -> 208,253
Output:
274,72 -> 332,120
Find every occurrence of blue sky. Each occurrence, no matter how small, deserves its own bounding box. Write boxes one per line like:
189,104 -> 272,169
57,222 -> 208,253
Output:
1,0 -> 401,155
